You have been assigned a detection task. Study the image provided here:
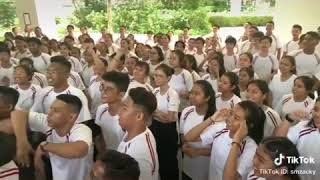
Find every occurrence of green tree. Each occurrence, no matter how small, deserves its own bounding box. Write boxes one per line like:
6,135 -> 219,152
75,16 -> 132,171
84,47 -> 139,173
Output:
0,0 -> 16,28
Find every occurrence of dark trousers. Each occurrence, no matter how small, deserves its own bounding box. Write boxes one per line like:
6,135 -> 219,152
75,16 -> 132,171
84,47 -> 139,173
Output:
150,119 -> 179,180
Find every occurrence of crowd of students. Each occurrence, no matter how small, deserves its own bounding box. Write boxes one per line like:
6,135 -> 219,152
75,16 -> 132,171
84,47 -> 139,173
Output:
0,21 -> 320,180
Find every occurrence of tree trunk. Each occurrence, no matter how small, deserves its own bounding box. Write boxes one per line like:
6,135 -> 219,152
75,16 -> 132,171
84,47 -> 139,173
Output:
107,0 -> 113,33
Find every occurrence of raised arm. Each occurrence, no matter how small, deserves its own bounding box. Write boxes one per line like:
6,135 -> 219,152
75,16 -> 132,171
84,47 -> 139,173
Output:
41,141 -> 89,159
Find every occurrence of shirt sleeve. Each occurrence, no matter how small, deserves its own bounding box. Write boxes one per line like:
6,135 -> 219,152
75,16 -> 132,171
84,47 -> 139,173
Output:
30,89 -> 45,113
184,71 -> 194,91
200,122 -> 226,145
69,124 -> 92,151
287,121 -> 305,145
168,90 -> 180,112
28,112 -> 50,133
237,142 -> 257,178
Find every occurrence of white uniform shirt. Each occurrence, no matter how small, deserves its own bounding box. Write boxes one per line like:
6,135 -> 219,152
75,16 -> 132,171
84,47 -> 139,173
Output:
32,72 -> 48,88
275,94 -> 314,119
252,53 -> 278,81
118,128 -> 159,180
126,80 -> 153,97
31,53 -> 51,74
283,40 -> 300,54
268,34 -> 281,56
194,53 -> 206,68
238,40 -> 251,54
224,54 -> 239,72
28,112 -> 93,180
0,65 -> 15,86
180,106 -> 210,180
201,73 -> 218,93
81,64 -> 94,87
191,70 -> 201,82
88,76 -> 102,118
13,49 -> 32,60
263,106 -> 282,137
269,73 -> 296,108
95,104 -> 124,150
288,49 -> 320,76
31,86 -> 91,122
68,71 -> 86,91
215,93 -> 242,110
287,121 -> 320,180
0,161 -> 19,180
67,56 -> 83,73
11,84 -> 41,111
200,122 -> 257,180
153,87 -> 180,116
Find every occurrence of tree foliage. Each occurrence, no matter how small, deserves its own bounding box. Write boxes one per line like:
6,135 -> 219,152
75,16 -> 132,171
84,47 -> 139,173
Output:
0,0 -> 16,28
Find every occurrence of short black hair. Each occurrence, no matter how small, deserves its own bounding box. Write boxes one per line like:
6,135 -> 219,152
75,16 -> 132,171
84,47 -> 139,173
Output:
225,36 -> 237,46
175,41 -> 186,49
56,94 -> 82,114
64,35 -> 75,41
212,24 -> 220,29
0,86 -> 19,108
292,24 -> 302,32
252,31 -> 265,39
27,37 -> 42,45
14,35 -> 26,42
155,63 -> 174,77
266,21 -> 275,26
195,37 -> 205,44
260,36 -> 273,44
102,71 -> 130,92
19,57 -> 34,68
99,150 -> 140,180
67,25 -> 75,30
15,64 -> 34,81
250,25 -> 259,31
50,55 -> 72,72
134,61 -> 150,76
128,87 -> 157,118
0,44 -> 11,55
305,31 -> 320,41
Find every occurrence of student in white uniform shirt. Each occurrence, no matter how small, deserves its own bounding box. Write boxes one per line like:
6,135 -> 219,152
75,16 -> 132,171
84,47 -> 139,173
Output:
180,80 -> 216,180
95,71 -> 129,151
265,21 -> 282,60
81,49 -> 96,87
202,56 -> 226,93
185,54 -> 201,82
252,36 -> 279,82
194,37 -> 206,68
185,38 -> 196,55
224,36 -> 239,72
216,72 -> 242,110
174,40 -> 186,53
282,24 -> 302,57
31,56 -> 91,123
126,61 -> 153,97
11,94 -> 93,180
239,67 -> 254,101
269,56 -> 297,108
13,35 -> 32,59
68,70 -> 86,91
149,64 -> 180,180
238,25 -> 259,54
125,56 -> 138,78
58,42 -> 83,73
19,57 -> 48,88
233,52 -> 259,79
160,34 -> 172,64
247,80 -> 282,137
184,100 -> 265,180
48,39 -> 60,56
11,65 -> 41,110
27,37 -> 51,74
0,45 -> 15,86
117,87 -> 159,180
276,97 -> 320,180
148,46 -> 164,82
89,150 -> 140,180
169,50 -> 193,112
248,137 -> 301,180
275,76 -> 315,119
288,31 -> 320,76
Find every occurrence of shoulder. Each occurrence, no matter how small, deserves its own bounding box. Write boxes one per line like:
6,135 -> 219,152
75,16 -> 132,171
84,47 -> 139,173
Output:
281,94 -> 293,105
288,49 -> 303,56
152,87 -> 160,95
181,106 -> 196,120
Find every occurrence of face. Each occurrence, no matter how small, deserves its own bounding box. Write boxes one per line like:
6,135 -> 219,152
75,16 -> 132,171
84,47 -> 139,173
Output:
120,27 -> 126,34
208,59 -> 219,74
161,36 -> 170,45
133,66 -> 147,82
212,26 -> 219,33
67,27 -> 74,33
47,100 -> 74,128
246,84 -> 265,105
14,67 -> 30,84
15,39 -> 26,50
154,69 -> 169,87
103,35 -> 113,44
0,52 -> 10,62
195,40 -> 204,49
189,84 -> 208,107
266,23 -> 274,33
125,57 -> 137,73
93,63 -> 106,78
248,27 -> 257,37
312,101 -> 320,128
225,43 -> 235,50
41,45 -> 50,54
119,96 -> 142,130
100,81 -> 121,104
239,70 -> 251,85
253,145 -> 277,178
239,54 -> 251,68
175,43 -> 185,52
259,39 -> 271,50
188,39 -> 195,48
64,38 -> 75,47
46,64 -> 68,86
120,40 -> 129,49
302,34 -> 319,49
169,52 -> 180,68
292,79 -> 307,98
70,48 -> 80,59
142,47 -> 150,59
35,28 -> 42,36
59,45 -> 69,56
291,27 -> 301,38
279,58 -> 294,75
226,104 -> 246,134
28,42 -> 41,54
218,75 -> 233,93
83,51 -> 94,63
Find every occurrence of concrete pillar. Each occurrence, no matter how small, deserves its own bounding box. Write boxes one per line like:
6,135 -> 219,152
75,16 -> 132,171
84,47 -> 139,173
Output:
274,0 -> 320,42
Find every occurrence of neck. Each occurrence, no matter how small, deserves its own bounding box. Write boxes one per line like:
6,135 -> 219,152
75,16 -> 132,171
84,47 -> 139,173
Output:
56,123 -> 74,137
303,48 -> 315,54
135,78 -> 145,84
280,72 -> 292,80
18,82 -> 31,90
293,36 -> 299,41
163,44 -> 168,49
125,125 -> 147,142
266,32 -> 272,36
196,48 -> 203,54
195,103 -> 208,116
32,51 -> 42,57
259,50 -> 269,56
294,94 -> 307,102
226,49 -> 234,55
108,101 -> 122,116
160,84 -> 169,94
174,67 -> 182,74
239,82 -> 247,91
221,92 -> 234,101
54,82 -> 69,93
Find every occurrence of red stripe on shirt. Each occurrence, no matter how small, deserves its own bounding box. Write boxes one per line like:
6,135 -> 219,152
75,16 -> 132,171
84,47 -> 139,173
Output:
299,129 -> 317,139
146,133 -> 156,175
